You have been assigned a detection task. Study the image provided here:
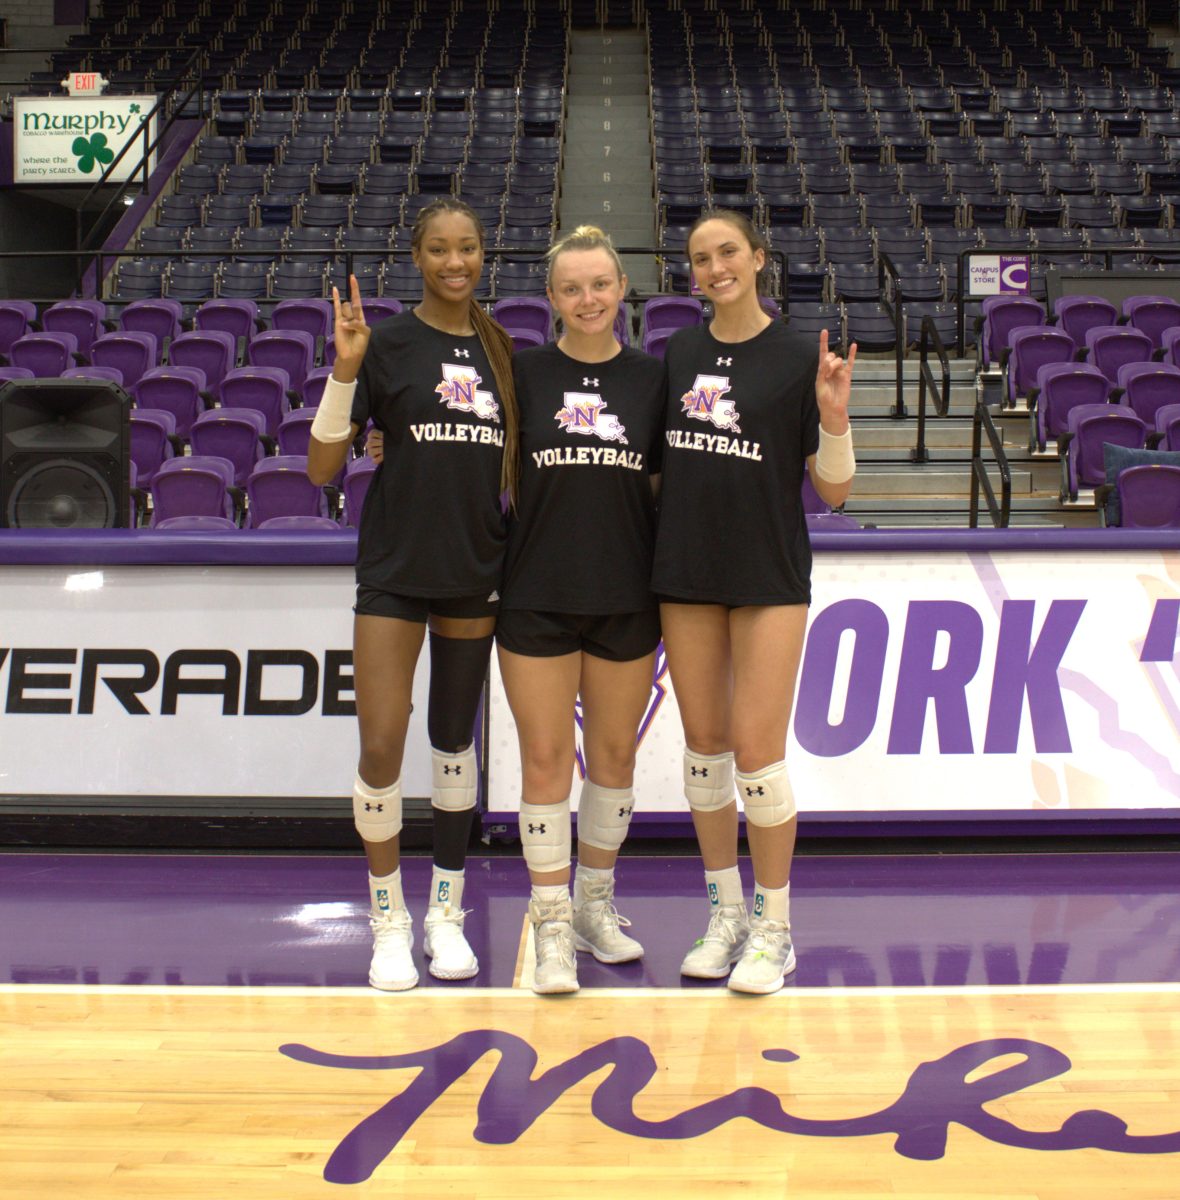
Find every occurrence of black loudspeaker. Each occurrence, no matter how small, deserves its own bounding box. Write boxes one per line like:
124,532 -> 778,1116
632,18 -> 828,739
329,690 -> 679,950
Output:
0,379 -> 131,529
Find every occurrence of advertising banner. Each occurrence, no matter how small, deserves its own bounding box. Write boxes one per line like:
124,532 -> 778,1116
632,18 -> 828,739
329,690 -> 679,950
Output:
2,550 -> 1179,822
12,94 -> 157,183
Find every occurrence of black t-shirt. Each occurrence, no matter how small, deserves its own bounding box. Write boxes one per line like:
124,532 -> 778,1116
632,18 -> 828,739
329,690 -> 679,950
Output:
652,320 -> 821,606
501,343 -> 665,613
351,310 -> 507,597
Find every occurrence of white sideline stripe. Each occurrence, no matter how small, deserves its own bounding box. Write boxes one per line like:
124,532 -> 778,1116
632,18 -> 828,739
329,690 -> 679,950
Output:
1,982 -> 1178,999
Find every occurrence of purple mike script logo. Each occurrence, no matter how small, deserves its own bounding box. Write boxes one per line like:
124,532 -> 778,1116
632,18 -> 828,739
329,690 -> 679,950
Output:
279,1032 -> 1180,1184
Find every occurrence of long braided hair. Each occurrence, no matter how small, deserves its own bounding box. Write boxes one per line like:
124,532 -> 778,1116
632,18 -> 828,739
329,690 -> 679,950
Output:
410,198 -> 520,505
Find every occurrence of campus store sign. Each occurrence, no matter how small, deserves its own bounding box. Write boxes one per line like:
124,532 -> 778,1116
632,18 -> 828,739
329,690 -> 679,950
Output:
0,564 -> 437,801
12,95 -> 156,184
486,548 -> 1180,818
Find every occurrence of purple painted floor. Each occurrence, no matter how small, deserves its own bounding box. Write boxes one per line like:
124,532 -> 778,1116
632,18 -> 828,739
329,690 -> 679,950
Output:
1,852 -> 1178,989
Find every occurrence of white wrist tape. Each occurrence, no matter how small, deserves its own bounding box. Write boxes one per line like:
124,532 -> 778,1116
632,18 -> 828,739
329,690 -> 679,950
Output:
310,375 -> 357,444
815,424 -> 856,483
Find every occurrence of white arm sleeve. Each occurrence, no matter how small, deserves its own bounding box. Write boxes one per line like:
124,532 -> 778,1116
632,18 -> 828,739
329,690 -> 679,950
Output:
309,375 -> 358,444
815,424 -> 856,483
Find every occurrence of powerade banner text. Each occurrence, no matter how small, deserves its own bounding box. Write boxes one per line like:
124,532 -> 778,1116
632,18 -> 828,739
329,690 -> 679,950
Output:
13,95 -> 157,183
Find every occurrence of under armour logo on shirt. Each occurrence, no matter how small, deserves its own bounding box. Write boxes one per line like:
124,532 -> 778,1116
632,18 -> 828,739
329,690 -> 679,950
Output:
745,786 -> 765,797
364,802 -> 384,812
443,765 -> 462,775
453,348 -> 471,358
527,822 -> 547,835
690,766 -> 708,777
716,356 -> 733,366
583,377 -> 599,387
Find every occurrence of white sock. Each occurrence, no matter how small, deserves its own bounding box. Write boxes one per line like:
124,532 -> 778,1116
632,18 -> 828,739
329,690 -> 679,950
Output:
531,883 -> 570,906
368,867 -> 405,916
574,864 -> 614,910
704,865 -> 744,908
752,881 -> 790,924
428,866 -> 464,914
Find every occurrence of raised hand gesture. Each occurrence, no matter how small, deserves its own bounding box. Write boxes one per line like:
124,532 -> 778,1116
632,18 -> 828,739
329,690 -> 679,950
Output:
815,327 -> 856,432
331,274 -> 371,384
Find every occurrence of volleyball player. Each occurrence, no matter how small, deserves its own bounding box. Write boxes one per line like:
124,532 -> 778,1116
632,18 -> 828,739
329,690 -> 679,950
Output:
653,208 -> 857,995
497,226 -> 665,994
307,198 -> 518,992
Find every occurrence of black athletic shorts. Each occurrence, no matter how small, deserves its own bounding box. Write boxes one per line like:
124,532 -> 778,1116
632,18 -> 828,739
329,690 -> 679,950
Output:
355,585 -> 500,622
495,607 -> 661,662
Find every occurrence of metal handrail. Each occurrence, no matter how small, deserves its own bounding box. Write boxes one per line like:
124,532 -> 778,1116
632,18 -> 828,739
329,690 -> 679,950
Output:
75,48 -> 208,262
875,250 -> 906,417
912,313 -> 950,464
969,399 -> 1012,529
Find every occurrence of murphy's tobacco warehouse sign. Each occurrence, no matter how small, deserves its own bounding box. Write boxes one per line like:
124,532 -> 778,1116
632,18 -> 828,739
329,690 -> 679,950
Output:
12,95 -> 157,183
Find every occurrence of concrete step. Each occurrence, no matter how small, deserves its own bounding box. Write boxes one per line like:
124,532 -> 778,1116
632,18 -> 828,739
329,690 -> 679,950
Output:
850,465 -> 1034,496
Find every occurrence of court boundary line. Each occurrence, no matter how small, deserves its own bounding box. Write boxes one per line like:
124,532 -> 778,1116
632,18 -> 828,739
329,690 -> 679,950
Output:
2,982 -> 1178,998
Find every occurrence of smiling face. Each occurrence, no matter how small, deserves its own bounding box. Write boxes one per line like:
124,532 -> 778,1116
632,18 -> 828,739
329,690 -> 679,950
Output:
547,247 -> 627,341
687,217 -> 766,311
411,210 -> 484,306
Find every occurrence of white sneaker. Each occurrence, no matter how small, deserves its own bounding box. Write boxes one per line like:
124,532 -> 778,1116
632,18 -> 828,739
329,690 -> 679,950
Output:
368,908 -> 418,992
680,903 -> 749,979
529,897 -> 579,994
423,906 -> 479,980
573,878 -> 644,963
727,917 -> 796,995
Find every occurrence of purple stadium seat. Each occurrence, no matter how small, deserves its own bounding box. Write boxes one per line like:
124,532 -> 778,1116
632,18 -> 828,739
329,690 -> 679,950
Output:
220,366 -> 292,438
129,408 -> 180,488
357,297 -> 404,325
256,514 -> 345,531
301,366 -> 334,408
1162,326 -> 1180,368
9,332 -> 81,377
342,455 -> 377,527
1123,295 -> 1180,351
1007,328 -> 1076,407
42,300 -> 108,357
247,329 -> 315,397
979,295 -> 1046,369
168,330 -> 237,399
492,297 -> 552,342
1030,363 -> 1111,453
190,407 -> 270,487
1115,361 -> 1180,428
150,455 -> 240,525
1084,325 -> 1154,385
642,295 -> 704,338
91,330 -> 157,388
276,408 -> 318,457
1061,404 -> 1149,500
155,515 -> 241,532
1112,464 -> 1180,528
508,328 -> 546,351
1153,403 -> 1180,451
0,366 -> 36,382
132,366 -> 210,440
62,365 -> 125,386
246,454 -> 331,526
119,299 -> 183,356
0,301 -> 39,357
1052,295 -> 1119,349
271,299 -> 333,340
194,299 -> 262,344
642,328 -> 675,359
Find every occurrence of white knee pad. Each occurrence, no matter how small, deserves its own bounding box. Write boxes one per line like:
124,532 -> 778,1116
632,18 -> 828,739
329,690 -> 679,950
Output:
353,774 -> 402,842
575,780 -> 634,853
520,798 -> 571,874
736,760 -> 796,827
431,745 -> 477,812
683,749 -> 735,813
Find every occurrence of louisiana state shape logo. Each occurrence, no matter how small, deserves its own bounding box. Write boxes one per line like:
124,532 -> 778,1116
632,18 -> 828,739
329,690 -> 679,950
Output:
680,373 -> 741,433
555,391 -> 629,444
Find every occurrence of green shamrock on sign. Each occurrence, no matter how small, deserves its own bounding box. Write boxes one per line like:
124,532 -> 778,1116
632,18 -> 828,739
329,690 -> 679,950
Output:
72,133 -> 114,173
